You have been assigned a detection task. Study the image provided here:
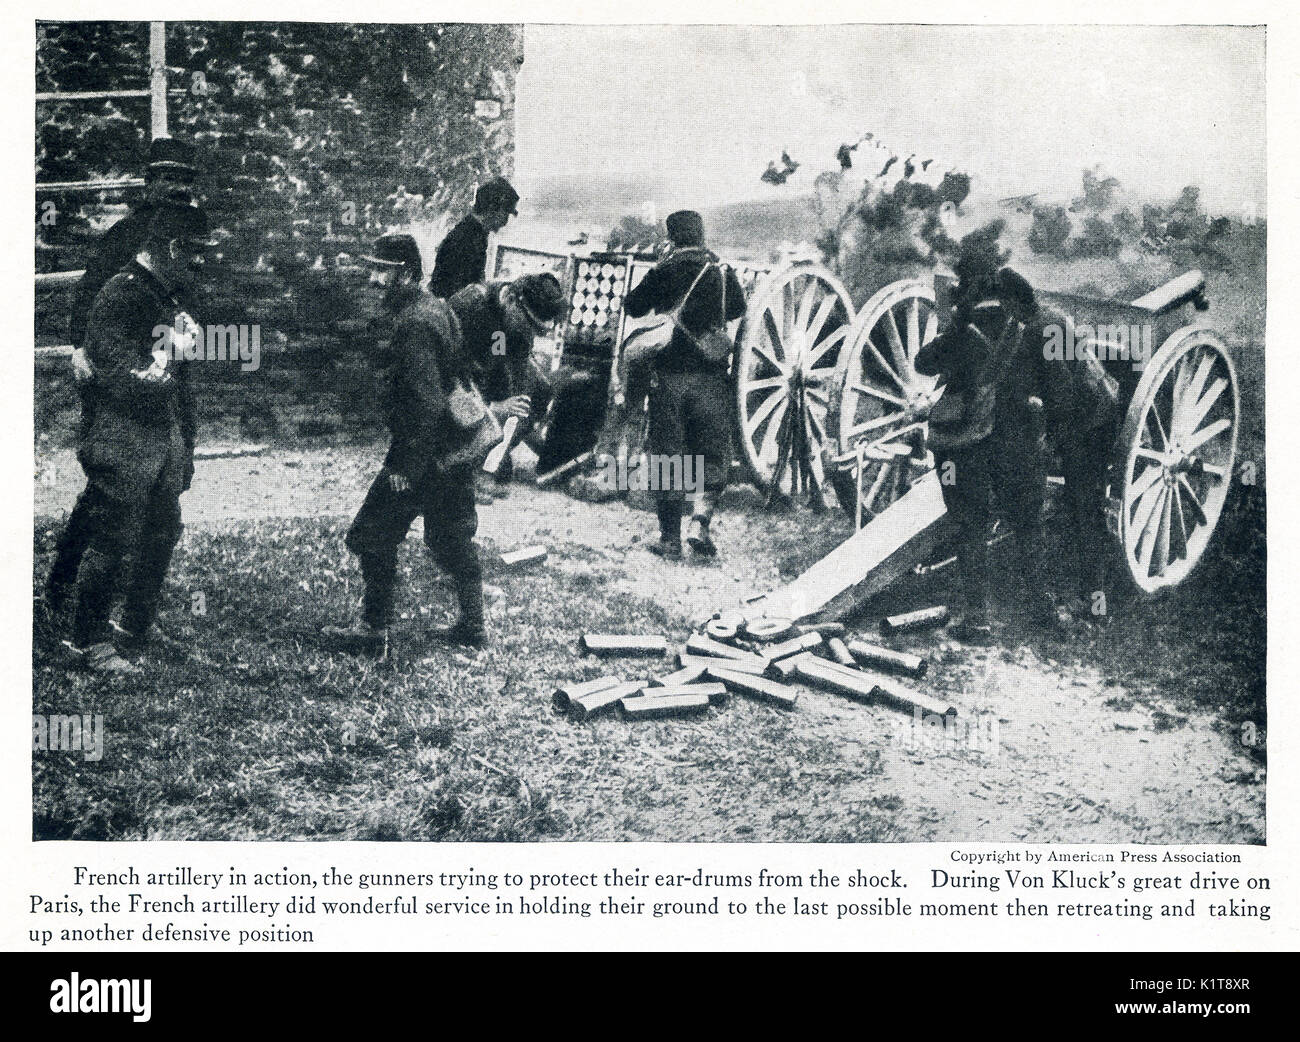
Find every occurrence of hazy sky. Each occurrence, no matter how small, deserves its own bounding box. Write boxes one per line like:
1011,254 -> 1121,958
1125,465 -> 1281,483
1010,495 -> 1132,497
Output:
515,23 -> 1265,216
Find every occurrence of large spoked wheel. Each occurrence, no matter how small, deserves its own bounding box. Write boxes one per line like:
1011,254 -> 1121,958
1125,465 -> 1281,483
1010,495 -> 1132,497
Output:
1116,326 -> 1239,594
827,278 -> 942,520
733,265 -> 854,491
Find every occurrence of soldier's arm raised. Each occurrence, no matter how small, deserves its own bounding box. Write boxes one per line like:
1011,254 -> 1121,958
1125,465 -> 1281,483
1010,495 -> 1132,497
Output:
84,278 -> 177,414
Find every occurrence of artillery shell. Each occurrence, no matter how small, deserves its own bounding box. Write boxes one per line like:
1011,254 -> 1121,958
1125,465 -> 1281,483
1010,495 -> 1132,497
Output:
581,634 -> 670,657
501,545 -> 548,568
880,606 -> 950,635
706,666 -> 799,710
765,651 -> 814,680
870,678 -> 957,719
795,622 -> 845,637
552,674 -> 623,712
846,640 -> 929,678
620,692 -> 711,720
794,656 -> 875,703
826,637 -> 856,666
762,631 -> 823,662
679,651 -> 769,675
631,682 -> 727,706
685,633 -> 753,660
652,663 -> 709,687
536,450 -> 595,488
569,681 -> 646,721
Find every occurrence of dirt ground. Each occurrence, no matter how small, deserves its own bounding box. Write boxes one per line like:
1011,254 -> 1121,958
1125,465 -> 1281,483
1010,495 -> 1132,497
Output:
33,443 -> 1264,843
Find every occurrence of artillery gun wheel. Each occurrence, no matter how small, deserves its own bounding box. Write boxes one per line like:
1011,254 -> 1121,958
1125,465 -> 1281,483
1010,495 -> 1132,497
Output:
827,278 -> 942,520
733,265 -> 854,491
1116,326 -> 1239,594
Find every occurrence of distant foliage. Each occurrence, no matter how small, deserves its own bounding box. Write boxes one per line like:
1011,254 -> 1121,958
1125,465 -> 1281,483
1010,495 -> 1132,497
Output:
1027,205 -> 1071,254
606,214 -> 666,253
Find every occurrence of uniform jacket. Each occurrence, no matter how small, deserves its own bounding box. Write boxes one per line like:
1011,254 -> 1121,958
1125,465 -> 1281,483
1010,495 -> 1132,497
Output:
68,205 -> 157,348
428,214 -> 488,300
448,282 -> 551,409
915,316 -> 999,449
379,285 -> 469,480
80,260 -> 197,466
624,246 -> 747,372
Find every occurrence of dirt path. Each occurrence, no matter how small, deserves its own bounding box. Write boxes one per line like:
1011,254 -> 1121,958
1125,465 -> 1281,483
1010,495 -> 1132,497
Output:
34,444 -> 1264,843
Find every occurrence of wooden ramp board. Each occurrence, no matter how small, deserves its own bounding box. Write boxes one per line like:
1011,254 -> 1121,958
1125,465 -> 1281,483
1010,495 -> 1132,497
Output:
743,471 -> 953,625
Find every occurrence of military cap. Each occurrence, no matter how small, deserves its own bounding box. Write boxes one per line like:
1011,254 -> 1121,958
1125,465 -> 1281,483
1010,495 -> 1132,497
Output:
361,233 -> 424,279
512,272 -> 566,327
666,210 -> 705,247
146,136 -> 198,175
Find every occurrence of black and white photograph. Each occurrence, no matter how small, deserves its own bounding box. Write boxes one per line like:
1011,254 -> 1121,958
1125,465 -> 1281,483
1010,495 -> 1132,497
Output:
28,15 -> 1267,859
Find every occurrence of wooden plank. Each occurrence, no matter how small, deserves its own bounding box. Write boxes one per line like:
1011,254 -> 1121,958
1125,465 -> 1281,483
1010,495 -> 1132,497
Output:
762,631 -> 823,662
794,655 -> 875,703
500,545 -> 547,568
880,606 -> 949,635
706,666 -> 799,710
765,651 -> 815,680
826,637 -> 856,666
581,634 -> 669,657
652,663 -> 709,687
743,471 -> 952,624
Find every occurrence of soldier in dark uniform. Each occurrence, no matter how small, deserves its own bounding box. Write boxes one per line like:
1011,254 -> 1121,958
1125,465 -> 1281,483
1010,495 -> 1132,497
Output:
60,202 -> 214,673
624,210 -> 746,559
995,268 -> 1120,622
42,138 -> 200,622
427,177 -> 519,300
916,251 -> 1056,641
323,234 -> 488,652
449,272 -> 566,489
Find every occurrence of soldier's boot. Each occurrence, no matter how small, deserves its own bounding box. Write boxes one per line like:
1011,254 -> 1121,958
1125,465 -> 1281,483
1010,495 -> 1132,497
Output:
69,548 -> 134,669
322,552 -> 392,654
647,498 -> 683,559
1014,526 -> 1067,634
948,541 -> 992,643
686,490 -> 720,559
431,575 -> 487,649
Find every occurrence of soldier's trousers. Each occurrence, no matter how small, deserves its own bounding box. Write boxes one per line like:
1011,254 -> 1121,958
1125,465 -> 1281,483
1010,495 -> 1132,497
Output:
934,435 -> 1048,615
44,387 -> 98,608
1058,422 -> 1116,603
71,425 -> 187,648
647,368 -> 732,537
344,463 -> 482,629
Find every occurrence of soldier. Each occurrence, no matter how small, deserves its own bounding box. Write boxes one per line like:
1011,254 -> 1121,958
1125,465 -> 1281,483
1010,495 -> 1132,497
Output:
61,201 -> 214,673
448,272 -> 566,489
995,268 -> 1121,623
915,247 -> 1056,641
427,177 -> 519,300
323,234 -> 490,652
42,138 -> 200,622
624,210 -> 746,560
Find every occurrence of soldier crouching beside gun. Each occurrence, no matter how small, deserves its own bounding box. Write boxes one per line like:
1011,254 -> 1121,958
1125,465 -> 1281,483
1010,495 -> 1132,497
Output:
915,247 -> 1058,642
448,272 -> 566,497
323,234 -> 499,654
624,210 -> 746,560
53,202 -> 215,674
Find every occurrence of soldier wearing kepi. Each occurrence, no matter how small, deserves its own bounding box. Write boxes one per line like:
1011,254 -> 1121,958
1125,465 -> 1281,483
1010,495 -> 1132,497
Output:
323,234 -> 490,652
449,272 -> 565,489
915,242 -> 1057,641
42,137 -> 200,623
624,210 -> 746,560
427,177 -> 519,300
61,201 -> 214,673
995,267 -> 1121,624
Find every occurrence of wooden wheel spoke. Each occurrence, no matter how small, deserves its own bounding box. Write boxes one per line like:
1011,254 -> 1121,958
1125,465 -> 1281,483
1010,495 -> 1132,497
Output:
761,310 -> 786,364
850,382 -> 906,408
846,411 -> 905,440
1127,462 -> 1163,502
1145,401 -> 1170,450
744,385 -> 787,437
1154,488 -> 1174,573
744,375 -> 787,394
805,324 -> 849,370
1172,481 -> 1190,551
1177,474 -> 1209,527
1173,350 -> 1213,433
1129,480 -> 1162,532
863,459 -> 892,512
794,281 -> 819,342
805,386 -> 829,407
862,335 -> 905,391
922,311 -> 939,346
906,297 -> 922,360
758,399 -> 790,463
1177,377 -> 1228,443
882,307 -> 909,373
1137,486 -> 1168,575
1182,416 -> 1232,454
807,292 -> 840,348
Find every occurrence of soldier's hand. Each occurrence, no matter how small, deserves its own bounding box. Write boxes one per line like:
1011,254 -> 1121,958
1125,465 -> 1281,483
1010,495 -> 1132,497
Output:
70,347 -> 94,383
502,395 -> 532,420
384,469 -> 411,494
